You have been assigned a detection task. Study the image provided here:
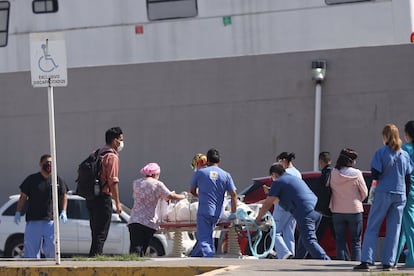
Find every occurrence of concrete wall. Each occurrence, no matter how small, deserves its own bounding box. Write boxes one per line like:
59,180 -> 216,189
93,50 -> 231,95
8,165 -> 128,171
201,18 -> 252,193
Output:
0,44 -> 413,207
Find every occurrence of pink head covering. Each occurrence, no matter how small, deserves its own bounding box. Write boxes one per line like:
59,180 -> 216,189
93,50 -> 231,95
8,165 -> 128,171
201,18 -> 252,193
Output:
140,162 -> 161,176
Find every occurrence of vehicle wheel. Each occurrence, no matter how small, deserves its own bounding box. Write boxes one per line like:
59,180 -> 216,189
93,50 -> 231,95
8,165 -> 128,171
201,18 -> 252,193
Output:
146,237 -> 165,257
4,235 -> 24,258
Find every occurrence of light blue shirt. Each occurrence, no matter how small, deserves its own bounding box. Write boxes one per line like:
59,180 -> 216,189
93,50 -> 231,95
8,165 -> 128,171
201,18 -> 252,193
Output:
286,166 -> 302,179
371,145 -> 413,194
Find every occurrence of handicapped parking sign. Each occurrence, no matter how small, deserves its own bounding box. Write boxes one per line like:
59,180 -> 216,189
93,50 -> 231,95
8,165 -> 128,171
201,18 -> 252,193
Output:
30,32 -> 67,87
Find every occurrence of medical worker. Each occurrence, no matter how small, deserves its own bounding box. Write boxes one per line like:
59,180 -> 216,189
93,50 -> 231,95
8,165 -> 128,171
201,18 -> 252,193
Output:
190,148 -> 237,257
396,120 -> 414,266
354,124 -> 413,271
273,152 -> 301,259
256,162 -> 330,260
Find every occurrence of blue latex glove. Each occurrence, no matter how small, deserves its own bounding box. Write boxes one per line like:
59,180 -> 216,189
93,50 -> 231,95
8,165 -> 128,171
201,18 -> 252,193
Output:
14,212 -> 21,225
60,210 -> 67,224
227,212 -> 237,221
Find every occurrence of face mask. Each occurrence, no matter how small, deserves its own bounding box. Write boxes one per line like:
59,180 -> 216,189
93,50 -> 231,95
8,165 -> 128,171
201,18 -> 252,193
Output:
117,141 -> 124,152
42,162 -> 52,173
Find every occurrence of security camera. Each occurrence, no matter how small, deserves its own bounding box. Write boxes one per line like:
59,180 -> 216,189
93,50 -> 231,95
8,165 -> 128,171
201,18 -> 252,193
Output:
311,60 -> 327,83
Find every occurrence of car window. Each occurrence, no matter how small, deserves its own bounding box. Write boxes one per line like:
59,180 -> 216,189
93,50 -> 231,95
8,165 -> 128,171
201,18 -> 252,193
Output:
67,199 -> 89,220
2,200 -> 27,216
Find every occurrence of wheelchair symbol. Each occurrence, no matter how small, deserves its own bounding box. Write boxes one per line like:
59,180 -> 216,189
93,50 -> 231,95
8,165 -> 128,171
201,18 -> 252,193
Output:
38,43 -> 59,73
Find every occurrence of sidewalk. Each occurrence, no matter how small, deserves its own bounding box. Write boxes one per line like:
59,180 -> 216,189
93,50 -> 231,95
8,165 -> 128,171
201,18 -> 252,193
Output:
1,257 -> 414,276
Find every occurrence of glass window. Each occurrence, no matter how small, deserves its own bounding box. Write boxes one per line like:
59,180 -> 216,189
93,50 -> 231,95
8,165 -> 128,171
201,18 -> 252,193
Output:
0,1 -> 9,47
2,201 -> 28,216
325,0 -> 372,4
147,0 -> 197,21
67,199 -> 89,220
32,0 -> 58,14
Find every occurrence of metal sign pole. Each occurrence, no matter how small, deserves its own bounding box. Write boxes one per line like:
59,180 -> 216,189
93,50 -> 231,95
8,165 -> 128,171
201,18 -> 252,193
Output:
30,32 -> 66,265
48,79 -> 61,265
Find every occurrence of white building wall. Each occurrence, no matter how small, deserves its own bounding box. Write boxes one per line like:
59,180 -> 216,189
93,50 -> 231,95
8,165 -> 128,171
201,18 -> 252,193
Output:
1,0 -> 413,73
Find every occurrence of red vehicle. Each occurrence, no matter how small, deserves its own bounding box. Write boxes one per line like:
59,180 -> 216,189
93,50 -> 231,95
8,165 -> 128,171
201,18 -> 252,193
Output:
236,171 -> 388,259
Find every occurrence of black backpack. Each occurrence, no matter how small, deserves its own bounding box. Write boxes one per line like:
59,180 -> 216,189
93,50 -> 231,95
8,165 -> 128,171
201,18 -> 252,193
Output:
75,149 -> 111,200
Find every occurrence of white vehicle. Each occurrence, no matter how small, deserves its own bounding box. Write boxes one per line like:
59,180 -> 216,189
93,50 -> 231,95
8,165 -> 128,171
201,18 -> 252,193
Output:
0,193 -> 195,258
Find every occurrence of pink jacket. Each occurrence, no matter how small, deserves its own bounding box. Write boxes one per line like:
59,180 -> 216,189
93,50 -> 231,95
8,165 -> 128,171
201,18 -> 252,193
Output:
329,168 -> 368,213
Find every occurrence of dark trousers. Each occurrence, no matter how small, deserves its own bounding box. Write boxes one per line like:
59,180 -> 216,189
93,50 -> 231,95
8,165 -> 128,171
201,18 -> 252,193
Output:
128,223 -> 156,256
86,194 -> 112,257
316,215 -> 335,242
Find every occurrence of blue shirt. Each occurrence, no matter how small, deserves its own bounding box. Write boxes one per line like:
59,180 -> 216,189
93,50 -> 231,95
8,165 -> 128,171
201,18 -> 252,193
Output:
190,165 -> 236,218
371,145 -> 413,194
268,173 -> 317,218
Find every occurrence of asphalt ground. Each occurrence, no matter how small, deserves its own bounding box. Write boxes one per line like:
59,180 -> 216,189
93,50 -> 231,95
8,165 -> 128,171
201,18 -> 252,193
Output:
1,256 -> 414,276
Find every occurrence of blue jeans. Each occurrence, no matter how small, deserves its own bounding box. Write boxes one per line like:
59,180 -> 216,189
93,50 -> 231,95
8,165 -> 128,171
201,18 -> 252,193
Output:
273,204 -> 296,258
361,191 -> 405,266
332,212 -> 363,261
296,210 -> 330,260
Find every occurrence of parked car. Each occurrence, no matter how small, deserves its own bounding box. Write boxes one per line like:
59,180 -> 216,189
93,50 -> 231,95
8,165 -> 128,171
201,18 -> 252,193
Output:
237,171 -> 389,260
0,193 -> 195,258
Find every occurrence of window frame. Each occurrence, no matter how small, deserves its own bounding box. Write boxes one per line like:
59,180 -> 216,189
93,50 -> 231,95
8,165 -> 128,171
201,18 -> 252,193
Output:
32,0 -> 58,14
325,0 -> 373,5
0,1 -> 10,47
147,0 -> 198,21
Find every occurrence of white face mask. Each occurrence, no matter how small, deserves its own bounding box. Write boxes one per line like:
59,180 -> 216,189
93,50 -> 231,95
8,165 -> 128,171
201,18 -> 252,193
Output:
117,141 -> 124,152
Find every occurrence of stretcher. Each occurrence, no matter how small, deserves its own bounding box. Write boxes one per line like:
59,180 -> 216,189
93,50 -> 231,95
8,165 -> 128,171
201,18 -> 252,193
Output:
158,221 -> 242,257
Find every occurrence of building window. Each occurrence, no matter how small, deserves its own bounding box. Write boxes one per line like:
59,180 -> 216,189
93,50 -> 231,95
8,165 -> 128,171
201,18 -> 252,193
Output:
147,0 -> 197,21
32,0 -> 58,14
325,0 -> 372,4
0,1 -> 9,47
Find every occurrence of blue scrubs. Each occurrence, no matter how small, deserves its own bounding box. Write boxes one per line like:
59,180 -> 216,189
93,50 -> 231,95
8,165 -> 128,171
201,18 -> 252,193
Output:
361,145 -> 413,266
269,174 -> 330,260
396,143 -> 414,266
190,166 -> 236,257
272,167 -> 301,258
24,221 -> 55,258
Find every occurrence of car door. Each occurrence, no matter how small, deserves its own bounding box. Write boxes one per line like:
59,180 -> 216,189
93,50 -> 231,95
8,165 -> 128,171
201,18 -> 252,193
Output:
76,200 -> 128,255
59,198 -> 83,255
75,199 -> 94,255
103,208 -> 128,254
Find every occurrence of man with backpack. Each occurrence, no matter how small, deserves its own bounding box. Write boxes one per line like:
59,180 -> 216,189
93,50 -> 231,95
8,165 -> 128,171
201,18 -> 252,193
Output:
86,126 -> 124,257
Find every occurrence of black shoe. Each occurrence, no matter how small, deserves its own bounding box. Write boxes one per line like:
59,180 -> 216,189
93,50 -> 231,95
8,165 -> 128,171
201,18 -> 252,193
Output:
382,264 -> 396,271
353,262 -> 370,271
